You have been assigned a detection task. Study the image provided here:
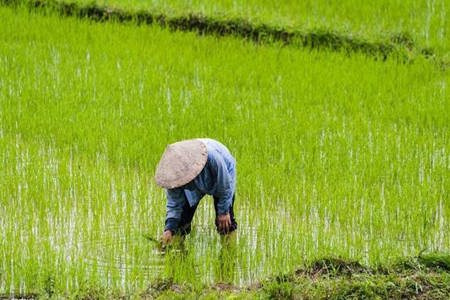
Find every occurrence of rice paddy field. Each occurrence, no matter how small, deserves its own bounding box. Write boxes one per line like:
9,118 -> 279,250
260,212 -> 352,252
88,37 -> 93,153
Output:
65,0 -> 449,54
0,1 -> 449,299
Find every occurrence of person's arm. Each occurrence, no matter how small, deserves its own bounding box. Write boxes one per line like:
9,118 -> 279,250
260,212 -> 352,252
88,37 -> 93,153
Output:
210,151 -> 234,214
164,188 -> 185,233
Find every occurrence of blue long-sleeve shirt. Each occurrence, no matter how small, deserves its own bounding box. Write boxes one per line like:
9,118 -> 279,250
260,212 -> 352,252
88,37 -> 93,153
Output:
165,138 -> 236,232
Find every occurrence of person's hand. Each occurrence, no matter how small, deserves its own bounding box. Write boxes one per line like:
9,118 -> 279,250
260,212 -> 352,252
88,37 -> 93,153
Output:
161,230 -> 173,247
217,213 -> 231,234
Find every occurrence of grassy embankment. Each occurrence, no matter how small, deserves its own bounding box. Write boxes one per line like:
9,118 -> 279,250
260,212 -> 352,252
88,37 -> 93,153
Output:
142,255 -> 450,299
0,4 -> 449,299
67,0 -> 449,55
1,0 -> 448,65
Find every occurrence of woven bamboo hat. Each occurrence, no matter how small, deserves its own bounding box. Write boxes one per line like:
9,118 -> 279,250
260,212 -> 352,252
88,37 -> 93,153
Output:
155,139 -> 207,189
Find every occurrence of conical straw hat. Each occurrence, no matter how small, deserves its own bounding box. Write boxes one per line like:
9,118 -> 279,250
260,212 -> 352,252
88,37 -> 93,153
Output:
155,139 -> 207,189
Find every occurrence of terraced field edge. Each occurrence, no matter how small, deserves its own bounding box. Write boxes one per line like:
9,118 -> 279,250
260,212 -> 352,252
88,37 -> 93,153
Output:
117,254 -> 450,299
2,254 -> 449,299
1,0 -> 445,65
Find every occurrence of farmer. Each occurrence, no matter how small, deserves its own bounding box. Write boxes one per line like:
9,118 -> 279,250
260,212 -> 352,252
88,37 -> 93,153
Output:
155,138 -> 237,246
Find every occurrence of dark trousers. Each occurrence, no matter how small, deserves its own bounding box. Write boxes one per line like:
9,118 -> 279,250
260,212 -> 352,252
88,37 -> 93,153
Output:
174,195 -> 238,236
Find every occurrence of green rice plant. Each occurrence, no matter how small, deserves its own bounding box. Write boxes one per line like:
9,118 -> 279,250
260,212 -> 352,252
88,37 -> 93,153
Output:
1,0 -> 427,63
60,0 -> 449,55
0,5 -> 448,297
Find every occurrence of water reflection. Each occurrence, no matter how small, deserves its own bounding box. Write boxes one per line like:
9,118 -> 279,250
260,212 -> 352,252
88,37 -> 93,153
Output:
81,224 -> 259,287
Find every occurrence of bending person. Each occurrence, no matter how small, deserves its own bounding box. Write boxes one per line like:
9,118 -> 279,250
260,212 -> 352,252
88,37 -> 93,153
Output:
155,138 -> 238,246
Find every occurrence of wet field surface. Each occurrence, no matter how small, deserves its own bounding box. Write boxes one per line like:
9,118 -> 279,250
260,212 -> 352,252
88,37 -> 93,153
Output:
78,223 -> 262,286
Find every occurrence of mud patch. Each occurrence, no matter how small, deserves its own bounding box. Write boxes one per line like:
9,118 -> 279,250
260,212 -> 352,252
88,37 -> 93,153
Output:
0,293 -> 38,300
299,257 -> 370,277
418,253 -> 450,272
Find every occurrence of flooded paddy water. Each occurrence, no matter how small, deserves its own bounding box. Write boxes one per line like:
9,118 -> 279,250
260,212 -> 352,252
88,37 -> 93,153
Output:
52,197 -> 448,291
77,221 -> 263,288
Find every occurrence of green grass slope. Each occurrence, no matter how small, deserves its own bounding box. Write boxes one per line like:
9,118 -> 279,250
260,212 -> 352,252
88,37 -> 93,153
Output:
69,0 -> 449,55
1,0 -> 442,63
